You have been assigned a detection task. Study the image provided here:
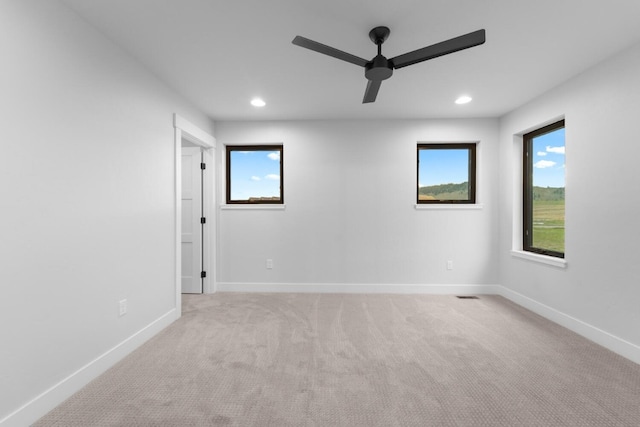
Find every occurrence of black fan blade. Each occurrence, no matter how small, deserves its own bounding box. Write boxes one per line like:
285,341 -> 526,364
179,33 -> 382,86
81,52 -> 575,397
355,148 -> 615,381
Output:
363,79 -> 382,103
292,36 -> 369,67
391,29 -> 485,69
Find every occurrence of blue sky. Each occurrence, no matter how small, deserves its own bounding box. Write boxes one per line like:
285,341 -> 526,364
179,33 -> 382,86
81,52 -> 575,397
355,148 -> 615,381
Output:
418,149 -> 469,187
230,150 -> 281,200
532,127 -> 565,188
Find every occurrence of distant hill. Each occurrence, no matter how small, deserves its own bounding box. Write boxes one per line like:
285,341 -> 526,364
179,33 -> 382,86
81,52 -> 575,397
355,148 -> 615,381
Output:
533,186 -> 564,201
419,182 -> 468,200
418,183 -> 564,201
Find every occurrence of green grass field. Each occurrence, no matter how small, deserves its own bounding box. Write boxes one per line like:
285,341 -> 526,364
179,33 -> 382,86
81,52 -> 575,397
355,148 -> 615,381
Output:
532,199 -> 564,253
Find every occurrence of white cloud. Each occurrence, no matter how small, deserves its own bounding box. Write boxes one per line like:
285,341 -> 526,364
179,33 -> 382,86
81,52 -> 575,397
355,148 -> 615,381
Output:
534,160 -> 556,169
265,174 -> 280,180
267,152 -> 280,161
251,176 -> 261,181
546,145 -> 565,154
537,151 -> 547,156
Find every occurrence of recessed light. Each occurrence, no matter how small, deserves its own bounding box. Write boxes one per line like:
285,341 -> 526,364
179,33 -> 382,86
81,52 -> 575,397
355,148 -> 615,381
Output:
250,98 -> 266,107
455,95 -> 472,105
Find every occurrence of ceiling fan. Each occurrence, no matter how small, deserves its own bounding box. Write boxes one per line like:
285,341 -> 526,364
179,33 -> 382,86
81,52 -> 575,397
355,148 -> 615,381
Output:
292,27 -> 486,103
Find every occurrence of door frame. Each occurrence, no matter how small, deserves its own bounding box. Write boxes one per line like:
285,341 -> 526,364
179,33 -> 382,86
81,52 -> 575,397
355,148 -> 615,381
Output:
173,114 -> 216,318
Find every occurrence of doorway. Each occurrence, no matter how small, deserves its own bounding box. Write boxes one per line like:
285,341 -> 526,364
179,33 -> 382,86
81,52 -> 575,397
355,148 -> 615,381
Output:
174,114 -> 216,317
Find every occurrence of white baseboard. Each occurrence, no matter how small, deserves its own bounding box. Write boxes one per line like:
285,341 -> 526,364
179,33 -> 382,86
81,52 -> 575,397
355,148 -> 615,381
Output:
0,309 -> 177,427
216,282 -> 501,295
497,286 -> 640,365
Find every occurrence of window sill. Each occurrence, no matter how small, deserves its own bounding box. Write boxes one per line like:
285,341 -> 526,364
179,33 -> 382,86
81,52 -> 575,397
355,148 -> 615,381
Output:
511,250 -> 567,269
220,204 -> 286,210
414,204 -> 483,210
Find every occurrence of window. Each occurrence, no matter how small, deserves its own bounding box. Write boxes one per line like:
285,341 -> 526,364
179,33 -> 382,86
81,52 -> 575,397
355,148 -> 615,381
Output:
523,120 -> 565,258
417,143 -> 476,204
226,145 -> 283,204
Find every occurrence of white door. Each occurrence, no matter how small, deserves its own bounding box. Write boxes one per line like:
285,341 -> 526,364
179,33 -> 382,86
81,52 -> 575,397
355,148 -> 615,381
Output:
181,147 -> 203,293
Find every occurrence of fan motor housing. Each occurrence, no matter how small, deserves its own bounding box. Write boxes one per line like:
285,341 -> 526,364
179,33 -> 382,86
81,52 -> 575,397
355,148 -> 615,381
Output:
365,55 -> 393,81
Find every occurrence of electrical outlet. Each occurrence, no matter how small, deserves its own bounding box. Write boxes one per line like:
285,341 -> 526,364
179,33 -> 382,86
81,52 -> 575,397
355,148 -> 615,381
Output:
119,299 -> 127,317
266,259 -> 273,269
447,260 -> 453,270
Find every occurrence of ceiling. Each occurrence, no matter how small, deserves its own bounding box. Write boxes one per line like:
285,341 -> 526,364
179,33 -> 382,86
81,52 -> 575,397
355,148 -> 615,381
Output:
61,0 -> 640,122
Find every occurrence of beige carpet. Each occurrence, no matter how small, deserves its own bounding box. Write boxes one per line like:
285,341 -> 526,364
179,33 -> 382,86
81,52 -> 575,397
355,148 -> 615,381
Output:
35,293 -> 640,426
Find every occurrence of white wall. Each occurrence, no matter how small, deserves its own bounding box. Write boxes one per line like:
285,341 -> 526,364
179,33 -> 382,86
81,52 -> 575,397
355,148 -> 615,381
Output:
498,42 -> 640,354
0,1 -> 213,425
215,119 -> 500,290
